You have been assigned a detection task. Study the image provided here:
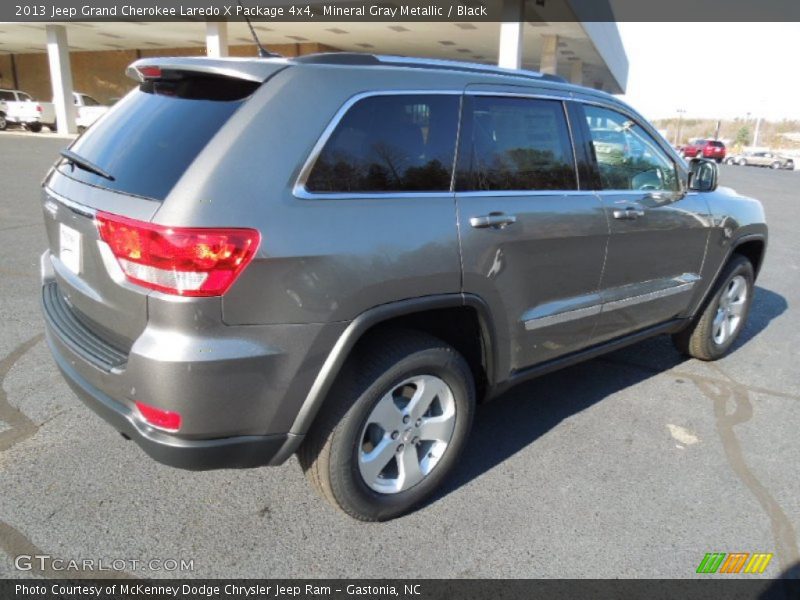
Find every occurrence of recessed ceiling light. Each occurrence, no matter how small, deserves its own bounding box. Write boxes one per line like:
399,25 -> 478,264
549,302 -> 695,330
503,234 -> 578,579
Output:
253,26 -> 272,32
326,28 -> 348,34
455,23 -> 477,30
287,35 -> 308,41
388,26 -> 410,32
98,32 -> 123,39
456,48 -> 471,53
356,43 -> 375,48
439,40 -> 456,45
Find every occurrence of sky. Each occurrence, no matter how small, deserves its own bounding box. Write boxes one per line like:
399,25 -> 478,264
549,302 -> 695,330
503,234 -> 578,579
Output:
615,23 -> 800,122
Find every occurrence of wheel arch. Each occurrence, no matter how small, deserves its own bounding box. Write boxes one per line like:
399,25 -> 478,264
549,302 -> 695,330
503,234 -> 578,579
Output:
288,294 -> 498,437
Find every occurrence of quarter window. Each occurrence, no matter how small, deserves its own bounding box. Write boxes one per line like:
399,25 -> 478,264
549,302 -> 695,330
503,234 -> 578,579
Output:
584,105 -> 678,192
455,96 -> 577,192
305,94 -> 459,193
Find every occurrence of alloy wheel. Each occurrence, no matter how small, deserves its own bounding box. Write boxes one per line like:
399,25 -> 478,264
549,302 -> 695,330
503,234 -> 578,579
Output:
358,374 -> 456,494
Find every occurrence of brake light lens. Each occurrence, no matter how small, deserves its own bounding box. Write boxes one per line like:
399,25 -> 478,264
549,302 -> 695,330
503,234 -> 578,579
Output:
135,401 -> 181,432
96,211 -> 260,297
36,104 -> 43,113
136,65 -> 162,79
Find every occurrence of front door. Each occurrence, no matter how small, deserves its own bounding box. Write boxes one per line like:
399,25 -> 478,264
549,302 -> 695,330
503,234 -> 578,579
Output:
579,104 -> 711,341
455,93 -> 609,374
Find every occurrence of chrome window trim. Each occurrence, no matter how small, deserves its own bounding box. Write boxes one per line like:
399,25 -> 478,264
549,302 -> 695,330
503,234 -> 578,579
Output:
293,90 -> 462,201
293,88 -> 676,200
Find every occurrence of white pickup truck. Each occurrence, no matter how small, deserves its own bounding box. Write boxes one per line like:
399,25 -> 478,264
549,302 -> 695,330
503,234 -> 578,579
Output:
0,89 -> 109,133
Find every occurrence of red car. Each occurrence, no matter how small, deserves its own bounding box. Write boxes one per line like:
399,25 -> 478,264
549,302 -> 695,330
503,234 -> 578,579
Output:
680,139 -> 726,162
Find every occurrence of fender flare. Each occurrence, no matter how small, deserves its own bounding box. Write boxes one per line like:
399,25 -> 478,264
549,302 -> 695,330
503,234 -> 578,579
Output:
689,233 -> 767,319
287,293 -> 498,437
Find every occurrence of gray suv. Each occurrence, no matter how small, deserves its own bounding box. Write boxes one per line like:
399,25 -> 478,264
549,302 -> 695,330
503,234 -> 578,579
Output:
40,54 -> 767,521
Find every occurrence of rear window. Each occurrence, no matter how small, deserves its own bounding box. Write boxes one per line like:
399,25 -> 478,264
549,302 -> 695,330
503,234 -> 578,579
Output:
708,140 -> 724,147
57,73 -> 259,201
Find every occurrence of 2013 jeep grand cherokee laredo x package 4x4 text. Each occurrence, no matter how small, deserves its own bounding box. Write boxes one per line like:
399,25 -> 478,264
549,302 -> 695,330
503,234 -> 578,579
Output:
40,54 -> 767,521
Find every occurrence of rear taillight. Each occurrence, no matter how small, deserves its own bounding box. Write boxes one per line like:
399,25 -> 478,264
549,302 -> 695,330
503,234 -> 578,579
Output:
36,104 -> 43,113
135,401 -> 181,432
96,211 -> 260,297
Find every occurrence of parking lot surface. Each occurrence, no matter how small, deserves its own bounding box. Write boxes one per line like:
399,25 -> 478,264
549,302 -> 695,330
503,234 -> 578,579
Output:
0,135 -> 798,579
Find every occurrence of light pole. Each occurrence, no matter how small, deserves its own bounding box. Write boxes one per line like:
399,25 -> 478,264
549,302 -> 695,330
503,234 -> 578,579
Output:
752,115 -> 762,148
675,109 -> 686,146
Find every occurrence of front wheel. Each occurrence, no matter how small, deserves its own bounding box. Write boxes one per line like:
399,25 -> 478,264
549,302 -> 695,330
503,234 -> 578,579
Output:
0,113 -> 7,131
299,330 -> 475,521
770,161 -> 781,169
672,255 -> 754,361
737,158 -> 748,166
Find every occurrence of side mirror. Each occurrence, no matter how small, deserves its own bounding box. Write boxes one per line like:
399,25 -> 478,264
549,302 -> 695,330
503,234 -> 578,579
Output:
688,158 -> 718,192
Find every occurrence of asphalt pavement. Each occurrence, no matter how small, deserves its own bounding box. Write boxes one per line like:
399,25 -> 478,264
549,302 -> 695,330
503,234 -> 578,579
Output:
0,134 -> 798,579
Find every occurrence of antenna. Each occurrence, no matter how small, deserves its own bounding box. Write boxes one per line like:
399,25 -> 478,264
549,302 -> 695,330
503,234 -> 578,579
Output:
237,0 -> 281,58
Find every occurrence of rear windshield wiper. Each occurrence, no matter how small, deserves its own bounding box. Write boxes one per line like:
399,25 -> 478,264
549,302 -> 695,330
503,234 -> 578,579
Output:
60,149 -> 115,181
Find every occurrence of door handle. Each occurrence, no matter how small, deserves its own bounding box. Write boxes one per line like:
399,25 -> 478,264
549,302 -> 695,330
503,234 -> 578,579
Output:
470,213 -> 517,229
612,207 -> 645,220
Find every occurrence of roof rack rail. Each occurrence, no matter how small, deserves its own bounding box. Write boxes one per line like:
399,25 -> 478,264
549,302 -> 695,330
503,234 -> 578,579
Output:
291,52 -> 567,84
376,55 -> 567,83
292,53 -> 381,66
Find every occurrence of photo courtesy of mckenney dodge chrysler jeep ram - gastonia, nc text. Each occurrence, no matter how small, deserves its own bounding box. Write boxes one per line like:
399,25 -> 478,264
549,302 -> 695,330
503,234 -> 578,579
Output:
40,52 -> 766,521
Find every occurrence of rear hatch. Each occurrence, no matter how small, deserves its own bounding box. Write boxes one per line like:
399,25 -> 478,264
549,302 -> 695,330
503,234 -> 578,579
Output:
42,57 -> 286,352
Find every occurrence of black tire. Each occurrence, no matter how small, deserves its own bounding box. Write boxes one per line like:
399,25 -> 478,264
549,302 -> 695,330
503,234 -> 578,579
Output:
26,122 -> 42,133
0,113 -> 7,131
299,329 -> 475,521
672,255 -> 754,361
770,161 -> 781,170
737,158 -> 748,166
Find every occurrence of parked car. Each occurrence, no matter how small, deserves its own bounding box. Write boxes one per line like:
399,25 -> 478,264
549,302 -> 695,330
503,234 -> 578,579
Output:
680,139 -> 727,162
0,88 -> 36,130
725,150 -> 794,170
2,90 -> 109,132
40,54 -> 767,521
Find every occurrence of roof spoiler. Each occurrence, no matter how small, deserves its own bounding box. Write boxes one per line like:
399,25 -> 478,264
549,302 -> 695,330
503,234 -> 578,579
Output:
126,57 -> 288,84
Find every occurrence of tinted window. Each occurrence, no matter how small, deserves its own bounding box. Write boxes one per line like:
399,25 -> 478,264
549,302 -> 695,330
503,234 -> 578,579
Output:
57,74 -> 258,201
19,93 -> 33,101
455,96 -> 576,191
0,91 -> 15,101
708,140 -> 724,147
584,105 -> 678,192
305,94 -> 459,193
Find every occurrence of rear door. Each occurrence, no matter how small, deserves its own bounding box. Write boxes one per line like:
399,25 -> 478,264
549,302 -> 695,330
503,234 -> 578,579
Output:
42,64 -> 275,348
578,103 -> 711,341
455,91 -> 608,374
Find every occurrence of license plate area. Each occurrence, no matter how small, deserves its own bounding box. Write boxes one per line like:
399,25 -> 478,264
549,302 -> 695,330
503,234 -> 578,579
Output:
59,223 -> 82,274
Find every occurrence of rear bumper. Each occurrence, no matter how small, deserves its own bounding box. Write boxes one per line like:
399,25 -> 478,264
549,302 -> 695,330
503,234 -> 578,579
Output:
46,332 -> 297,470
39,250 -> 343,470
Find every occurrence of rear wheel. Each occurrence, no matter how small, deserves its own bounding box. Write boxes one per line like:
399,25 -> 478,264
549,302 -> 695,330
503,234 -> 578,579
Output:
26,122 -> 42,133
299,330 -> 475,521
725,157 -> 735,165
672,255 -> 754,361
0,113 -> 7,131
